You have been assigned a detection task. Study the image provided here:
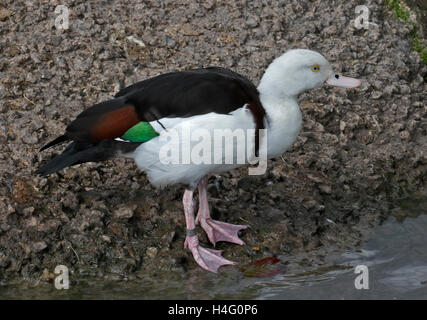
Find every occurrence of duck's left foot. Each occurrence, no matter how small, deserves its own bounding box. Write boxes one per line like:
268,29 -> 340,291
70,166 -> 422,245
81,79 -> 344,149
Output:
184,235 -> 235,273
197,218 -> 247,246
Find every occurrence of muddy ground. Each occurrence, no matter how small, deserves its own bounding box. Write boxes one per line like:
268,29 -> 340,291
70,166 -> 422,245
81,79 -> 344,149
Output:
0,0 -> 425,284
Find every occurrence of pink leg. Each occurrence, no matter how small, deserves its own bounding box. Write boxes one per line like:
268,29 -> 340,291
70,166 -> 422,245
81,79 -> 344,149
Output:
182,189 -> 234,273
195,176 -> 247,246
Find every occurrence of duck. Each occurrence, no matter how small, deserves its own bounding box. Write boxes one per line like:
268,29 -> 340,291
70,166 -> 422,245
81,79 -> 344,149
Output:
36,49 -> 361,273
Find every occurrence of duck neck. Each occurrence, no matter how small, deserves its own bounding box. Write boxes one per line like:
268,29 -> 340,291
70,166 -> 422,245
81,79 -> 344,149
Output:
257,80 -> 300,119
257,76 -> 303,158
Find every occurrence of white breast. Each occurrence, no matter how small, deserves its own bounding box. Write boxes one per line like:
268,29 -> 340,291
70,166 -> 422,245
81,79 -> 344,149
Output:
264,98 -> 302,159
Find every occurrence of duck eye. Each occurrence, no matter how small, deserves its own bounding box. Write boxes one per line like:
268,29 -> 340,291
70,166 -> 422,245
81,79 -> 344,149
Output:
310,64 -> 320,72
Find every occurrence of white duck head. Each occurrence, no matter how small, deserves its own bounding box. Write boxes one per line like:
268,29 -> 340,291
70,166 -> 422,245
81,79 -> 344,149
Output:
258,49 -> 361,100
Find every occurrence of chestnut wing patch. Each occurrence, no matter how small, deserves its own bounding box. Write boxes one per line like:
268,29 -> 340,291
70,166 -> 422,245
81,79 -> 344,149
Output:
90,105 -> 140,141
65,97 -> 142,142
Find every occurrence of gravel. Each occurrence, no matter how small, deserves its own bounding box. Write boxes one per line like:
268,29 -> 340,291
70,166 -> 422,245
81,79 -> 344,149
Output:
0,0 -> 425,282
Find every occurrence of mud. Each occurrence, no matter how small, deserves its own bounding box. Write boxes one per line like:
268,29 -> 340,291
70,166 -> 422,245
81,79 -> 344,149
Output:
0,0 -> 425,284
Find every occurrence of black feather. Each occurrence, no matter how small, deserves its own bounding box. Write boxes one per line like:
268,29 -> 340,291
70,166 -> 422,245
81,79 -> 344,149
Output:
40,135 -> 69,151
115,67 -> 262,121
36,140 -> 142,175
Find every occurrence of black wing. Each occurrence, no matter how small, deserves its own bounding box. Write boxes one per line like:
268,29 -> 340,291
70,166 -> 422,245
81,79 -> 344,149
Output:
41,67 -> 265,154
115,67 -> 262,121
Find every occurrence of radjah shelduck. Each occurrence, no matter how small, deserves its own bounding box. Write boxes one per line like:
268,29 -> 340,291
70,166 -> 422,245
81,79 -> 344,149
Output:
37,49 -> 361,273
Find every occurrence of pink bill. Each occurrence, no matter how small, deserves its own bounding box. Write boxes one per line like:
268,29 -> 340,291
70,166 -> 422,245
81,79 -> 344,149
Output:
326,75 -> 361,88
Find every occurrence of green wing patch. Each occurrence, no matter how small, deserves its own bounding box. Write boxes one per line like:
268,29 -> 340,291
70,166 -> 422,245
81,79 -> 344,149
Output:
121,122 -> 159,142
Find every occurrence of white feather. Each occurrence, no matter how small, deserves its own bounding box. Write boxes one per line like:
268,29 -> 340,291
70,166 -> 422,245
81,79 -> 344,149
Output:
124,49 -> 344,188
126,99 -> 301,188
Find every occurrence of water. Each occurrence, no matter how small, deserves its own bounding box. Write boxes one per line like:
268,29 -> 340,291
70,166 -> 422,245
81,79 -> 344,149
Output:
264,213 -> 427,299
1,197 -> 426,299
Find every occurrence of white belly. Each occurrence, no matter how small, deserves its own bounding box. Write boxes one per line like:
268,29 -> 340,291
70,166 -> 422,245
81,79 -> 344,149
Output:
133,107 -> 257,188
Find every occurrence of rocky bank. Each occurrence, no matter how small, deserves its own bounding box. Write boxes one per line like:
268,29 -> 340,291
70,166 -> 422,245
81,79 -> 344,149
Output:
0,0 -> 425,284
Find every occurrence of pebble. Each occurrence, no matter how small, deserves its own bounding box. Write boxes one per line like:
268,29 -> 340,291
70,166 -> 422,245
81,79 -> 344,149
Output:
113,205 -> 135,219
32,241 -> 48,253
146,247 -> 158,259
